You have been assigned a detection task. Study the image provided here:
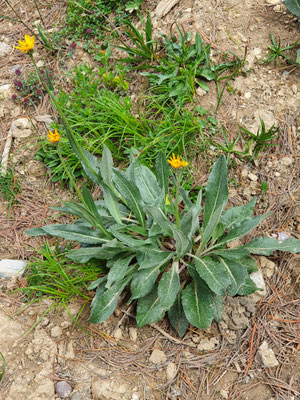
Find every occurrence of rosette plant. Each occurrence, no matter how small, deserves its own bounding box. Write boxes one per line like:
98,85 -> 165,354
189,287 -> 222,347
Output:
27,145 -> 300,337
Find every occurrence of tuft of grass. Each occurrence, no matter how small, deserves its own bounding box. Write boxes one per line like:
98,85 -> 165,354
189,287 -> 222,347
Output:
0,168 -> 21,219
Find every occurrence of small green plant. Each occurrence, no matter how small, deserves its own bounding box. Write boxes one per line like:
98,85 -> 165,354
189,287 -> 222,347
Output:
263,33 -> 298,66
27,145 -> 300,336
261,181 -> 268,196
22,242 -> 102,302
0,168 -> 21,218
240,118 -> 279,160
116,12 -> 159,65
12,68 -> 53,105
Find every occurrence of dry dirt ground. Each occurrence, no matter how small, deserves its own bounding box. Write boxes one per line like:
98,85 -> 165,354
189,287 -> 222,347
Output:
0,0 -> 300,399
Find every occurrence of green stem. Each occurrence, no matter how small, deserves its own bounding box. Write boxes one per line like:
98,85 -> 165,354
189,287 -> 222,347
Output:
175,171 -> 181,229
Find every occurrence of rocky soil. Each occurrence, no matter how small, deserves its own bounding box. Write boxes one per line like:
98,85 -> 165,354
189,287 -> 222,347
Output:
0,0 -> 299,399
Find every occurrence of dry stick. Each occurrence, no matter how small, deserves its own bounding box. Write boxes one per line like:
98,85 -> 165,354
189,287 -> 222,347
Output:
150,323 -> 196,348
0,128 -> 13,172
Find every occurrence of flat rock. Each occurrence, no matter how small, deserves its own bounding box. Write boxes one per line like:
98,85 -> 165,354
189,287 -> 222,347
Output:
0,42 -> 12,57
249,270 -> 266,301
166,362 -> 176,380
0,84 -> 12,99
197,337 -> 219,351
155,0 -> 179,17
10,118 -> 32,138
56,381 -> 72,398
258,341 -> 279,368
0,259 -> 27,278
149,349 -> 167,364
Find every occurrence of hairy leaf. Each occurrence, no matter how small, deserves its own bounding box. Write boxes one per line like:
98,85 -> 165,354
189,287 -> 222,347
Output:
243,236 -> 300,255
217,257 -> 248,296
136,288 -> 166,327
155,152 -> 169,199
158,262 -> 180,309
180,206 -> 201,240
106,254 -> 135,288
168,293 -> 189,338
130,264 -> 161,300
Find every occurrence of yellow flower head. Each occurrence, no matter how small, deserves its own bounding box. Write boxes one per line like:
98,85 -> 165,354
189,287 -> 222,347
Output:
168,154 -> 189,169
47,129 -> 60,143
15,35 -> 35,54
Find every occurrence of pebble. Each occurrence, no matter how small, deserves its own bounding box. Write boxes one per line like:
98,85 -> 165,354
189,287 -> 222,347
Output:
277,231 -> 289,242
248,173 -> 258,182
113,327 -> 123,340
166,362 -> 176,380
280,156 -> 293,166
0,259 -> 27,278
71,392 -> 85,400
0,84 -> 12,98
259,256 -> 276,279
10,118 -> 32,138
244,91 -> 251,99
56,381 -> 72,399
149,349 -> 167,364
291,84 -> 297,94
0,42 -> 11,57
258,341 -> 279,368
197,337 -> 219,351
132,394 -> 139,400
51,326 -> 63,338
129,327 -> 138,342
241,168 -> 249,178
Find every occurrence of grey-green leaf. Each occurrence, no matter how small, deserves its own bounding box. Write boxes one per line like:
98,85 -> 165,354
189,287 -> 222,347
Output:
237,277 -> 260,296
243,236 -> 300,255
217,257 -> 248,296
182,279 -> 216,329
191,255 -> 232,296
200,202 -> 226,251
100,145 -> 113,187
168,293 -> 189,338
136,288 -> 166,328
211,247 -> 250,260
171,227 -> 191,257
158,261 -> 180,309
203,155 -> 228,229
130,264 -> 161,300
180,206 -> 201,240
220,197 -> 257,229
144,206 -> 173,235
101,184 -> 123,225
67,242 -> 129,263
31,224 -> 110,244
139,250 -> 174,270
131,161 -> 160,205
113,169 -> 145,227
106,254 -> 135,288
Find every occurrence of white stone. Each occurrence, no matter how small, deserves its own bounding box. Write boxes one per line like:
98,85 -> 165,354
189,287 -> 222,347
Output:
36,60 -> 44,68
249,270 -> 266,301
51,326 -> 63,338
196,87 -> 207,97
258,341 -> 279,368
0,84 -> 12,98
220,390 -> 229,399
10,117 -> 32,138
291,84 -> 297,94
0,42 -> 11,57
253,47 -> 262,57
280,156 -> 293,166
248,173 -> 258,181
113,327 -> 123,340
149,349 -> 167,364
244,91 -> 251,99
129,327 -> 138,342
166,362 -> 176,380
241,168 -> 249,178
0,259 -> 27,277
278,231 -> 289,242
259,256 -> 276,279
197,337 -> 219,351
132,394 -> 139,400
35,114 -> 54,129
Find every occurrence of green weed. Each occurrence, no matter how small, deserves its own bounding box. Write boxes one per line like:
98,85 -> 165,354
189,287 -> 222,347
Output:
0,168 -> 21,218
263,33 -> 298,66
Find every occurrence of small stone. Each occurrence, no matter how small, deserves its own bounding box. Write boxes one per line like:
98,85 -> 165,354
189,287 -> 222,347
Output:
259,256 -> 276,279
41,317 -> 50,327
0,84 -> 12,98
273,4 -> 281,11
274,171 -> 280,177
291,84 -> 297,94
192,335 -> 201,344
280,156 -> 293,166
149,349 -> 167,364
197,337 -> 219,351
36,60 -> 44,68
249,270 -> 266,301
131,394 -> 139,400
129,327 -> 138,342
71,392 -> 85,400
241,168 -> 249,178
297,224 -> 300,233
244,91 -> 251,99
220,389 -> 229,399
258,341 -> 279,368
277,231 -> 290,243
10,118 -> 32,138
0,42 -> 11,57
0,259 -> 27,278
113,327 -> 123,340
253,47 -> 262,57
166,362 -> 176,380
35,114 -> 54,129
196,87 -> 207,97
248,173 -> 258,181
56,381 -> 72,398
51,326 -> 63,338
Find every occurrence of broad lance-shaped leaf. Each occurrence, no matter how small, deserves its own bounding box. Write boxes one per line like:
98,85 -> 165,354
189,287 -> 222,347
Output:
180,206 -> 201,240
211,247 -> 250,260
144,206 -> 174,235
182,273 -> 217,329
202,155 -> 228,229
138,250 -> 174,270
100,145 -> 113,187
239,256 -> 258,273
101,183 -> 123,225
158,261 -> 180,309
67,241 -> 131,263
89,275 -> 132,324
27,224 -> 110,245
136,287 -> 166,328
217,257 -> 248,296
199,202 -> 225,251
112,169 -> 145,227
243,236 -> 300,255
106,255 -> 135,288
189,255 -> 232,296
217,212 -> 272,247
171,227 -> 191,257
109,224 -> 153,247
130,264 -> 161,300
220,197 -> 257,230
155,152 -> 169,199
131,161 -> 160,205
168,292 -> 189,338
237,277 -> 260,296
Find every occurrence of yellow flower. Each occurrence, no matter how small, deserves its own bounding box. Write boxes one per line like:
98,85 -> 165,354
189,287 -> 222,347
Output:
15,35 -> 35,53
47,129 -> 60,143
168,154 -> 189,169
